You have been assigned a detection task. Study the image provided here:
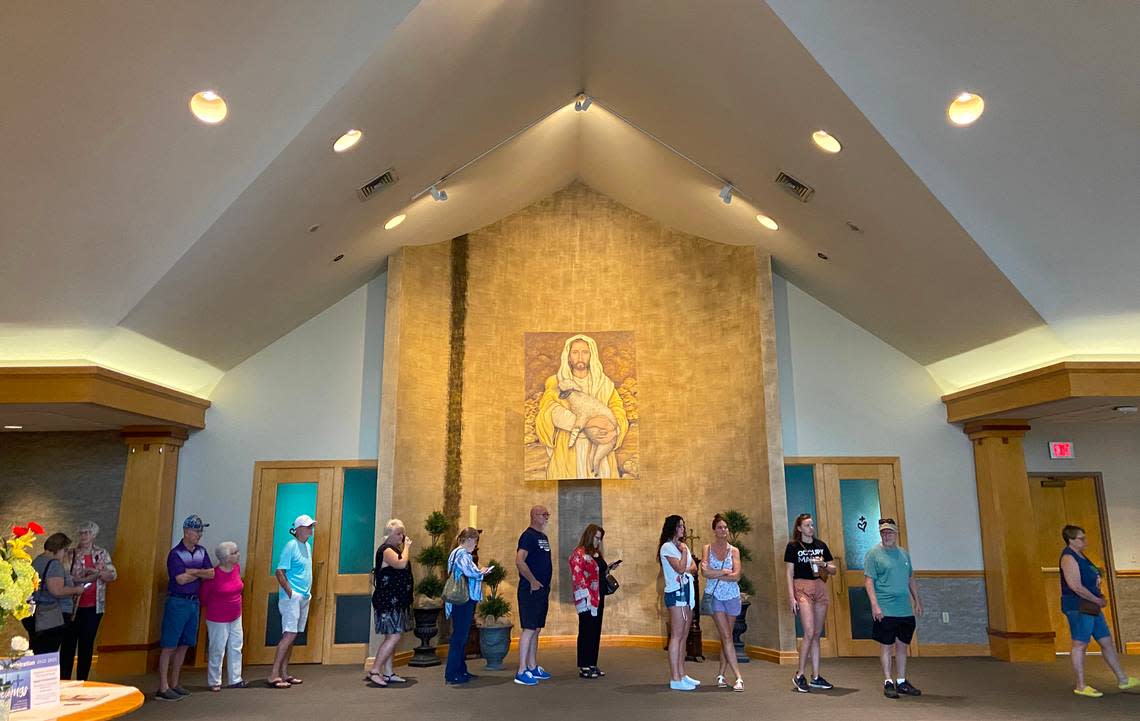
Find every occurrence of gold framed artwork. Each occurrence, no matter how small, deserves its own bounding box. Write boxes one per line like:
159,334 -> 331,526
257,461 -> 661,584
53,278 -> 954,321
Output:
524,331 -> 639,480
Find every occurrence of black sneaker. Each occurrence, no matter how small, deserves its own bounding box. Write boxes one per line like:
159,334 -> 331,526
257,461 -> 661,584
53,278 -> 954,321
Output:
809,675 -> 833,690
171,686 -> 191,696
896,680 -> 922,696
155,689 -> 183,701
792,674 -> 810,693
883,681 -> 899,699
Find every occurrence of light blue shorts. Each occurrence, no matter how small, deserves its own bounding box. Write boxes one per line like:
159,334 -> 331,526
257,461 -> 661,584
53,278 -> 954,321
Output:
1064,610 -> 1110,643
710,596 -> 742,616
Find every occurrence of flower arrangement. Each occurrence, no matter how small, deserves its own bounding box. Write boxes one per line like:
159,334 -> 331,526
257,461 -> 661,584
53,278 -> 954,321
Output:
0,522 -> 43,623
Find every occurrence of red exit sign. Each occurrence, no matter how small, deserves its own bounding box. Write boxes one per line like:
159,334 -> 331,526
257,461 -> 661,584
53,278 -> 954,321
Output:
1049,441 -> 1075,459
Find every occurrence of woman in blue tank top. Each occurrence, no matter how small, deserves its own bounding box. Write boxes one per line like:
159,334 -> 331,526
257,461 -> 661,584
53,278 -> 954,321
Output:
1059,524 -> 1138,698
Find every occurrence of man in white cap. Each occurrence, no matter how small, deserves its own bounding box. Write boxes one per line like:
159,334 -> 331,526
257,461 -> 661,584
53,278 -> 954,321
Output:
864,518 -> 923,700
268,514 -> 315,688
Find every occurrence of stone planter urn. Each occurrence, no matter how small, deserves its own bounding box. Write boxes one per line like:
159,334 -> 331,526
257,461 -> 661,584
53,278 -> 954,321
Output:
478,623 -> 512,670
732,599 -> 751,663
409,605 -> 442,667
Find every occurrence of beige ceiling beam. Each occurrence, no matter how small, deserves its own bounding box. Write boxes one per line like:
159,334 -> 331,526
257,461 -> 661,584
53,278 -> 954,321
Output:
0,366 -> 210,429
941,361 -> 1140,424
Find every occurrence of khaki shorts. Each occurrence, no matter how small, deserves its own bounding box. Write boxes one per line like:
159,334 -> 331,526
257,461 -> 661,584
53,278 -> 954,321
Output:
793,579 -> 829,608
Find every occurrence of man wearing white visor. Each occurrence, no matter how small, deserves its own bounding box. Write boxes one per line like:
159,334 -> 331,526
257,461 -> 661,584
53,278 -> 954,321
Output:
268,514 -> 315,689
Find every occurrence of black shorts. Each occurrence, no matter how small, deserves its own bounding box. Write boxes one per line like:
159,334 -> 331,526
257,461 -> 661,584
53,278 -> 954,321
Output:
872,615 -> 916,645
518,586 -> 550,630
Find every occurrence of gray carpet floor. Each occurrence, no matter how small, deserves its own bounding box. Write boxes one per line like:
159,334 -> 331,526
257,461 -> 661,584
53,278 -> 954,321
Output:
102,647 -> 1140,721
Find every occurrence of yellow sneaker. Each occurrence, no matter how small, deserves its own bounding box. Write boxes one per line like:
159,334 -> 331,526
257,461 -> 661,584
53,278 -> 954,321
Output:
1074,685 -> 1103,698
1119,677 -> 1140,691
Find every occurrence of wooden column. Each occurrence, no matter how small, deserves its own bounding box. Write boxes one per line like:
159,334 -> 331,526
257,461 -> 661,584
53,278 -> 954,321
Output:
965,420 -> 1055,662
97,426 -> 187,675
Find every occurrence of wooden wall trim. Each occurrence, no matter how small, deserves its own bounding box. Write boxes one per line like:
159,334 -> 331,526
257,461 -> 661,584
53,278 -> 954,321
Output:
0,365 -> 210,428
1116,570 -> 1140,578
941,361 -> 1140,423
785,456 -> 901,465
919,643 -> 990,657
1126,641 -> 1140,656
987,628 -> 1055,640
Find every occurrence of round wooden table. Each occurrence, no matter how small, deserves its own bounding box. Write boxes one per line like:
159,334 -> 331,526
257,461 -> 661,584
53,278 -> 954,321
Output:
15,682 -> 143,721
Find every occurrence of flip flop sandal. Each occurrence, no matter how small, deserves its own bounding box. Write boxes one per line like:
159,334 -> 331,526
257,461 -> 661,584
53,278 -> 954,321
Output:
209,686 -> 221,693
365,673 -> 388,687
226,681 -> 250,689
285,676 -> 303,685
266,679 -> 292,689
383,674 -> 407,683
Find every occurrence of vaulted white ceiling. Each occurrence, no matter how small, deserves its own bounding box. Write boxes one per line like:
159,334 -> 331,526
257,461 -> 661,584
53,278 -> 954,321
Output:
2,0 -> 1136,396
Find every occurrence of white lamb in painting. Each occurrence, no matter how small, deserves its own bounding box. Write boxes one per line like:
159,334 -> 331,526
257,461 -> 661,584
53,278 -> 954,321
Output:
557,379 -> 619,478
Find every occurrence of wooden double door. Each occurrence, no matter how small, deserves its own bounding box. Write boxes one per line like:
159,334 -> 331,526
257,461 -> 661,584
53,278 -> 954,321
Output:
784,458 -> 909,657
244,461 -> 379,665
1027,475 -> 1119,654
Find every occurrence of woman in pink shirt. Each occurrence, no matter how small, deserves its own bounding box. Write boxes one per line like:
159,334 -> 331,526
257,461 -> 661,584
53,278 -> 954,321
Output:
200,541 -> 247,692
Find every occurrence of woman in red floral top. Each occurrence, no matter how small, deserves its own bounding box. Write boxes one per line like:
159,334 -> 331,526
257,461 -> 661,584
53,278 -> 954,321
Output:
569,524 -> 612,679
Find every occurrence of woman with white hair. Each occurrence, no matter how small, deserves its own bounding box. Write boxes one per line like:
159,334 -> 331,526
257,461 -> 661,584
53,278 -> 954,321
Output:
62,521 -> 117,680
200,541 -> 247,691
365,519 -> 414,687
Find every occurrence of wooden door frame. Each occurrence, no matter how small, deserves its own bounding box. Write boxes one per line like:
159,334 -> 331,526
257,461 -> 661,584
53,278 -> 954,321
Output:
1026,471 -> 1121,653
245,459 -> 377,665
784,457 -> 911,657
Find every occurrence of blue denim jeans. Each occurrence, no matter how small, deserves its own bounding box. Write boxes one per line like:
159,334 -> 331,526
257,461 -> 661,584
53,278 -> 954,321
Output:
445,600 -> 476,683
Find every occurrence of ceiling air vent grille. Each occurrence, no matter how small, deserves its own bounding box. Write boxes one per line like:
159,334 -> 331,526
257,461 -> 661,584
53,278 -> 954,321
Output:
774,170 -> 815,203
357,167 -> 399,201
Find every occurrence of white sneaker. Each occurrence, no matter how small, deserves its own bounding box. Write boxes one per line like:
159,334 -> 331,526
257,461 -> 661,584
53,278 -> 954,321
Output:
716,674 -> 727,688
669,679 -> 696,691
684,675 -> 701,687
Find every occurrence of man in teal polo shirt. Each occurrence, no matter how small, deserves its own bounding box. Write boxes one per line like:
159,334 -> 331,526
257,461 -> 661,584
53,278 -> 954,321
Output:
864,518 -> 923,700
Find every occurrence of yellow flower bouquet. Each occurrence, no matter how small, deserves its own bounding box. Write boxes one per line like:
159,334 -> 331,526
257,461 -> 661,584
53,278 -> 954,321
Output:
0,522 -> 42,623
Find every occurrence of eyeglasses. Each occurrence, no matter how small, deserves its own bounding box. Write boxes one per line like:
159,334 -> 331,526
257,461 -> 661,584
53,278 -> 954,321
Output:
878,518 -> 896,525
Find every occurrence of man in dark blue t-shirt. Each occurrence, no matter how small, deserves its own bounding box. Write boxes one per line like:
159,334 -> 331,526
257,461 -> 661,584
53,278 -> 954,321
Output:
514,505 -> 552,685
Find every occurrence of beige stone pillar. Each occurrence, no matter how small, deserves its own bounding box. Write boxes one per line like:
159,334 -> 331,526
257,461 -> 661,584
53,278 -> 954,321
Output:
965,420 -> 1055,662
97,426 -> 187,675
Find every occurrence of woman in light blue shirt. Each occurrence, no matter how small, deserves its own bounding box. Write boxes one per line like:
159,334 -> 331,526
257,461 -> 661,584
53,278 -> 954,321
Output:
444,527 -> 491,685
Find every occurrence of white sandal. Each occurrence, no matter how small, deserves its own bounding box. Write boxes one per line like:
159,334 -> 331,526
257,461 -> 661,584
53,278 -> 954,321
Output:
733,677 -> 744,692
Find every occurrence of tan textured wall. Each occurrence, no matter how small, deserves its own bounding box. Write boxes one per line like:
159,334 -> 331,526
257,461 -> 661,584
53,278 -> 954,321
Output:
382,183 -> 792,650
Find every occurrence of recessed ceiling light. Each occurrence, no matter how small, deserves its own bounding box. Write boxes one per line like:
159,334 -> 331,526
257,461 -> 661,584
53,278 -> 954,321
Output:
189,90 -> 228,124
384,214 -> 406,230
755,214 -> 779,231
333,129 -> 363,153
811,130 -> 842,154
947,92 -> 985,126
4,425 -> 23,430
817,252 -> 830,261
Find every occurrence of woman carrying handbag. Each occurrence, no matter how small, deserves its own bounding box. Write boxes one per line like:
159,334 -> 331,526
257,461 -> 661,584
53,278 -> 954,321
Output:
24,533 -> 87,659
443,528 -> 490,685
701,514 -> 744,692
1059,524 -> 1139,697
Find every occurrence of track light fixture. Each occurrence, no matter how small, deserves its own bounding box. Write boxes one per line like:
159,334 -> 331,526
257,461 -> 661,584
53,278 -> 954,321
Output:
718,184 -> 734,205
574,93 -> 593,112
429,185 -> 448,202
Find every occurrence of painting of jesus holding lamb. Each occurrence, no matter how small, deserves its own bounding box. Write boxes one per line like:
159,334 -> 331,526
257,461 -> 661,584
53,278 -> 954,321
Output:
524,331 -> 639,480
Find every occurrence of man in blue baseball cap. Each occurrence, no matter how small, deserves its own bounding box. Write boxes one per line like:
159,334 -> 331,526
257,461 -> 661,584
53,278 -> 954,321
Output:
156,515 -> 214,701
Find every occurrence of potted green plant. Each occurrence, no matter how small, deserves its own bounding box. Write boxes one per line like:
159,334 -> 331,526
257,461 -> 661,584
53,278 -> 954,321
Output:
721,509 -> 753,663
476,560 -> 512,669
408,511 -> 449,667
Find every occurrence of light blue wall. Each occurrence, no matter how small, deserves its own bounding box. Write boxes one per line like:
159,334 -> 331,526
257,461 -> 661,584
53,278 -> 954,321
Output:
174,273 -> 386,550
773,275 -> 981,569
